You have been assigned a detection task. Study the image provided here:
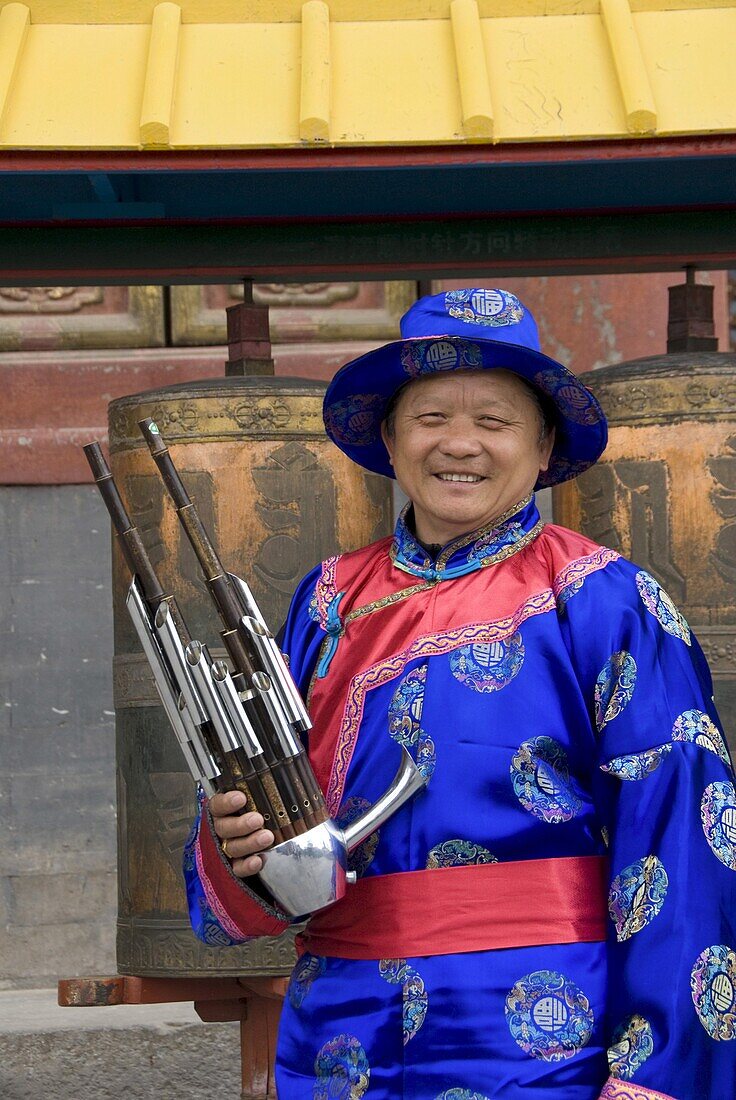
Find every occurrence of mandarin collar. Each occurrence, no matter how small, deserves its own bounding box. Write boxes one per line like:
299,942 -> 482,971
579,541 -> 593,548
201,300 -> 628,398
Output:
389,495 -> 543,582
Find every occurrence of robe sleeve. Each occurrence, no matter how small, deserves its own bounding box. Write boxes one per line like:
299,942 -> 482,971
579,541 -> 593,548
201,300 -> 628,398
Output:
562,558 -> 736,1100
182,561 -> 327,945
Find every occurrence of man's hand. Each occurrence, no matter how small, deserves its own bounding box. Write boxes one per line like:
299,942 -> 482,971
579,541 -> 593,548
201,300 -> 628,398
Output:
208,791 -> 274,878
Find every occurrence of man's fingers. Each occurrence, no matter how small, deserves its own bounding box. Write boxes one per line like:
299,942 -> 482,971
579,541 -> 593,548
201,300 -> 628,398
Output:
208,790 -> 248,818
231,854 -> 264,878
222,830 -> 274,859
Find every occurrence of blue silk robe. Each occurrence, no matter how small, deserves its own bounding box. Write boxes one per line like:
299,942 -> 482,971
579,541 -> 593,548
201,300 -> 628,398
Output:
184,496 -> 736,1100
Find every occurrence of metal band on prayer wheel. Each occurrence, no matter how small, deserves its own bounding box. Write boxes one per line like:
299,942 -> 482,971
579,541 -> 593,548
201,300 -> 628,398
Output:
553,353 -> 736,755
109,377 -> 392,977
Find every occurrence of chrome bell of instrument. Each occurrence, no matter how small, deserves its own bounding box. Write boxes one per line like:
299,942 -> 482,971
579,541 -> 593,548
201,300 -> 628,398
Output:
258,746 -> 426,918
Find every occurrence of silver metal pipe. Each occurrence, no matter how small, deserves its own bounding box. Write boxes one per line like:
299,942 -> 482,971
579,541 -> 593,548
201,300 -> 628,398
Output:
342,747 -> 426,853
185,641 -> 242,755
126,580 -> 219,794
250,670 -> 302,758
154,601 -> 208,726
240,614 -> 312,735
209,659 -> 264,759
175,692 -> 220,793
227,571 -> 267,628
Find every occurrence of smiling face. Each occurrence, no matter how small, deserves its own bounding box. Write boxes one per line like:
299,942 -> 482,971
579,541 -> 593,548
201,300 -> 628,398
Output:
380,370 -> 555,546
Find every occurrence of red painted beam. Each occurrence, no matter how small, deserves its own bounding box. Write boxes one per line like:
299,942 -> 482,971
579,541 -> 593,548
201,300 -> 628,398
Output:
3,251 -> 736,287
1,135 -> 736,173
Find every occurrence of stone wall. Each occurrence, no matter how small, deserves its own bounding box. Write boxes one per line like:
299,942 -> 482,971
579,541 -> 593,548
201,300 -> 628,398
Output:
0,486 -> 117,988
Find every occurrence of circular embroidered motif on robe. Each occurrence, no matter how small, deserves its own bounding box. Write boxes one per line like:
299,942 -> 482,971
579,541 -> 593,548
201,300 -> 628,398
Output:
426,839 -> 497,868
378,958 -> 427,1044
449,632 -> 525,694
323,394 -> 384,446
606,1014 -> 654,1080
701,781 -> 736,871
336,796 -> 379,877
594,651 -> 637,732
635,570 -> 691,645
672,709 -> 731,767
511,736 -> 582,823
289,952 -> 326,1009
388,665 -> 437,781
690,944 -> 736,1041
378,958 -> 407,984
402,967 -> 428,1045
434,1091 -> 491,1100
608,855 -> 669,942
505,969 -> 595,1061
313,1034 -> 370,1099
600,745 -> 672,782
415,732 -> 437,781
389,666 -> 426,744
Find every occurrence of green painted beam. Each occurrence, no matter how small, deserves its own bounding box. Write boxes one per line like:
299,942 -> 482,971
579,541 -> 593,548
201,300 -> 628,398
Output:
0,212 -> 734,285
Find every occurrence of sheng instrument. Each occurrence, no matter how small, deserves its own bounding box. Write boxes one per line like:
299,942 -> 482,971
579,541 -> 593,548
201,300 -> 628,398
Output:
84,426 -> 426,917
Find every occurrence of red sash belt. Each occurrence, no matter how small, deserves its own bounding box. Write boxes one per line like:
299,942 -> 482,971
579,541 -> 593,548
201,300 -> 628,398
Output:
299,854 -> 608,960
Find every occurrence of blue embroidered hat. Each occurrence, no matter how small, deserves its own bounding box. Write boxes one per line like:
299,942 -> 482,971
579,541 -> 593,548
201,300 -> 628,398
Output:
323,288 -> 607,489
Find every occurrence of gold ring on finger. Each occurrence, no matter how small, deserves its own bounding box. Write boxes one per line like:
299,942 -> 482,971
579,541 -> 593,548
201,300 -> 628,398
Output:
221,838 -> 230,859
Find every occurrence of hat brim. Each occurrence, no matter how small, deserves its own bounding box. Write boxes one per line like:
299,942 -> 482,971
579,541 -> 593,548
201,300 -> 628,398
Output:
323,335 -> 607,490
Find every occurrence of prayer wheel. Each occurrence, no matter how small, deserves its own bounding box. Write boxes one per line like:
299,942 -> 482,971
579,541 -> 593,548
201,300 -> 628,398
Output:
107,291 -> 392,976
553,279 -> 736,754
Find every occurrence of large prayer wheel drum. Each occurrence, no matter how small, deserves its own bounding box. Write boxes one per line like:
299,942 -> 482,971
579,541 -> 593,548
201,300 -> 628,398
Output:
553,353 -> 736,755
108,377 -> 392,976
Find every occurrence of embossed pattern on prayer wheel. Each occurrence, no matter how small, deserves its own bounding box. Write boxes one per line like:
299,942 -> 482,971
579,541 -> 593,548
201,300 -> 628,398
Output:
108,377 -> 392,977
553,355 -> 736,754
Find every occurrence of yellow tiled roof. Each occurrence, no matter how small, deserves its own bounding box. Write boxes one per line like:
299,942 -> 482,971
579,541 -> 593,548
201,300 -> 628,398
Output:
0,1 -> 734,149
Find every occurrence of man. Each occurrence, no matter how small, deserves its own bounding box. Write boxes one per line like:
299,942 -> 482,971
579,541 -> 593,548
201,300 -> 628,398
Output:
184,288 -> 736,1099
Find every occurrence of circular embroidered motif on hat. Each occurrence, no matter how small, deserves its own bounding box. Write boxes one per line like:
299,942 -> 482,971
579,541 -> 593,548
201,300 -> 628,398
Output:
323,393 -> 384,446
532,369 -> 601,426
400,338 -> 483,378
444,287 -> 524,328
